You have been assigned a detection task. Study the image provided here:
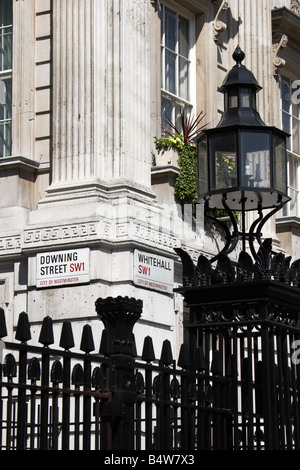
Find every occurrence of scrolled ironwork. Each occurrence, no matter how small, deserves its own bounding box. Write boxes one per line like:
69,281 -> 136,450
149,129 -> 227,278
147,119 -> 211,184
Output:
152,375 -> 162,399
170,378 -> 181,399
27,357 -> 41,382
91,366 -> 104,391
134,371 -> 145,395
51,360 -> 63,386
72,363 -> 84,388
3,353 -> 17,381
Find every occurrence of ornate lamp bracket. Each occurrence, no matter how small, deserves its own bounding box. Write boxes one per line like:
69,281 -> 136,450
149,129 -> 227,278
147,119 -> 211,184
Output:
205,195 -> 285,262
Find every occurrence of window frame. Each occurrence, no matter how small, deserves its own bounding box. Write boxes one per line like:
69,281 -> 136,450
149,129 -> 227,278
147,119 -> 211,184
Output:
160,0 -> 196,130
280,74 -> 300,218
0,0 -> 13,158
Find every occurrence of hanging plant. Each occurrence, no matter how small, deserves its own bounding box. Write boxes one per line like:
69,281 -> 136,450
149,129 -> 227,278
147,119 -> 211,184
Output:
155,111 -> 206,205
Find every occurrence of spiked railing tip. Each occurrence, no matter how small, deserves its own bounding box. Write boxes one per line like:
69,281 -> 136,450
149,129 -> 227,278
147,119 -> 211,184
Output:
15,311 -> 31,343
59,321 -> 75,351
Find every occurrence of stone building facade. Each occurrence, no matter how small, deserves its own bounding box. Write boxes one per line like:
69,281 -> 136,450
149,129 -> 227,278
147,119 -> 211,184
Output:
0,0 -> 300,355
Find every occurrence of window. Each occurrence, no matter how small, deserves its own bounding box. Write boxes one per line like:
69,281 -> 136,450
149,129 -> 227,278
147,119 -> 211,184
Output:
281,76 -> 300,154
161,2 -> 194,131
280,76 -> 300,217
0,0 -> 12,157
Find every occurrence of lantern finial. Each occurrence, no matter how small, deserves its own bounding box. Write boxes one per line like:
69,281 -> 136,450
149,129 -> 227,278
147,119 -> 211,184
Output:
232,45 -> 245,66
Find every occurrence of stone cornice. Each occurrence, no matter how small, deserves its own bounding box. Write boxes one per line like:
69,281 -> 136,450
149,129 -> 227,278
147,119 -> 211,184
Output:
272,7 -> 300,46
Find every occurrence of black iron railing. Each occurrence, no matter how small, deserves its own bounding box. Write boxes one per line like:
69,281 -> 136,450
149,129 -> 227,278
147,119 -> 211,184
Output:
1,239 -> 300,451
0,306 -> 232,451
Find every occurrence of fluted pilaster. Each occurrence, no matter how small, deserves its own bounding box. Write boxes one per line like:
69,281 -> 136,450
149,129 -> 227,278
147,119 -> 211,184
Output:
52,0 -> 93,184
228,0 -> 275,125
51,0 -> 153,193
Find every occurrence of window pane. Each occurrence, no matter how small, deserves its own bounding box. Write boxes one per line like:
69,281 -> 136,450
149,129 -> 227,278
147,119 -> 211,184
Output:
165,8 -> 176,52
2,28 -> 12,70
161,96 -> 173,130
0,0 -> 13,26
281,80 -> 290,113
292,102 -> 300,120
161,4 -> 192,127
282,111 -> 291,151
179,57 -> 189,101
273,134 -> 287,194
288,156 -> 298,216
174,102 -> 184,131
282,111 -> 290,134
0,120 -> 11,157
0,0 -> 12,157
289,187 -> 297,215
289,156 -> 297,188
0,26 -> 12,71
0,0 -> 12,72
165,49 -> 176,95
0,76 -> 11,119
178,15 -> 189,58
292,117 -> 300,155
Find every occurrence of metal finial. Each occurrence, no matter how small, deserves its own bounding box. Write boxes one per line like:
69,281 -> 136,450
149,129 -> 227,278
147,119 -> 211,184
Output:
232,45 -> 245,66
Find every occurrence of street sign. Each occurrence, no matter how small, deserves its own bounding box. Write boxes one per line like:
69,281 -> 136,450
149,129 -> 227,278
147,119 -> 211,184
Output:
36,248 -> 90,288
134,250 -> 174,294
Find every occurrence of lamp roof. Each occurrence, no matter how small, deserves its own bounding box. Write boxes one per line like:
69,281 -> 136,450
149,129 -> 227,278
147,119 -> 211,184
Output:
218,46 -> 262,93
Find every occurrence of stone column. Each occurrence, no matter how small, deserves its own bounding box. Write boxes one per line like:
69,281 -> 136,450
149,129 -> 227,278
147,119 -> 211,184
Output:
11,0 -> 36,160
52,0 -> 94,186
228,0 -> 274,124
50,0 -> 153,195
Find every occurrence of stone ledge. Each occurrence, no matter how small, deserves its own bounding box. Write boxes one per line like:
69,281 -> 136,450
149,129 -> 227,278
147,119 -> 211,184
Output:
0,156 -> 40,173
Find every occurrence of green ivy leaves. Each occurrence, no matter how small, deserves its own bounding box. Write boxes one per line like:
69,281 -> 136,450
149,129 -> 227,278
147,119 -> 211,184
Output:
155,134 -> 198,205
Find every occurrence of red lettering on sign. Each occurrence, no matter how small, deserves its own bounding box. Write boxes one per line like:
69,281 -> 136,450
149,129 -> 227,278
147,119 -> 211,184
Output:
138,265 -> 150,275
70,262 -> 85,272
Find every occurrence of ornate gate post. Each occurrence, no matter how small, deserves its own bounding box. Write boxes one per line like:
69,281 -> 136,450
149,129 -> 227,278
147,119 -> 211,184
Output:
95,296 -> 143,450
175,240 -> 300,450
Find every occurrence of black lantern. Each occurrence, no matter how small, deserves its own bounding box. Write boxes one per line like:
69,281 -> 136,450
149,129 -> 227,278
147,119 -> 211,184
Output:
196,46 -> 290,258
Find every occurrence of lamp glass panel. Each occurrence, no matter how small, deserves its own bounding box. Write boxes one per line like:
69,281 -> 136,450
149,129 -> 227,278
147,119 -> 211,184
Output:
229,89 -> 238,108
273,134 -> 287,194
240,87 -> 251,107
240,131 -> 271,188
209,132 -> 237,190
252,90 -> 257,110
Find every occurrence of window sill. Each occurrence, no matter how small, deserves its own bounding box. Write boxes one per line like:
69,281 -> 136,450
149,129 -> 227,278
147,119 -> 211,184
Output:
0,156 -> 40,173
276,215 -> 300,230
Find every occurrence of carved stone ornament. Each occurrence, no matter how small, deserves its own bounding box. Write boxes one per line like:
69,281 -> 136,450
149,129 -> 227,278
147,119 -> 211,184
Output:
150,0 -> 160,12
290,0 -> 300,16
272,32 -> 288,75
213,0 -> 230,42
